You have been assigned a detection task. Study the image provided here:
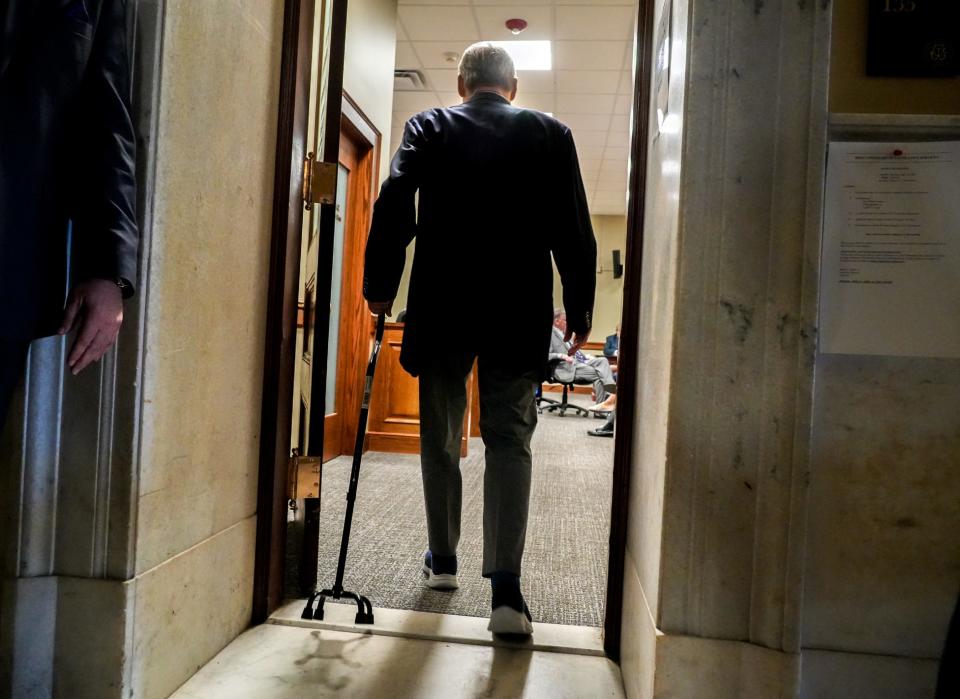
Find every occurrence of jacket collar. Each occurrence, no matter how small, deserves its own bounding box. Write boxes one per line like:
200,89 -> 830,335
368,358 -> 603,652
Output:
467,90 -> 511,106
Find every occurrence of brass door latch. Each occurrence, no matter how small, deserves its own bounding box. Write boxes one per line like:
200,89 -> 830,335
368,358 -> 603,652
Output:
287,449 -> 322,502
302,153 -> 337,210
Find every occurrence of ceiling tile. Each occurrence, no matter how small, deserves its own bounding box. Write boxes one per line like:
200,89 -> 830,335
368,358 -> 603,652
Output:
514,92 -> 555,113
395,41 -> 421,69
556,93 -> 616,115
516,70 -> 555,93
600,159 -> 627,176
594,189 -> 626,199
581,165 -> 599,178
554,41 -> 626,71
598,175 -> 628,189
556,6 -> 636,41
617,70 -> 634,95
572,131 -> 608,147
554,0 -> 635,5
609,114 -> 630,133
392,91 -> 444,115
557,113 -> 611,132
396,19 -> 409,42
438,92 -> 462,108
473,0 -> 551,5
603,146 -> 630,160
399,0 -> 469,4
474,6 -> 553,41
556,70 -> 621,94
605,130 -> 630,148
424,68 -> 460,92
613,94 -> 632,115
410,41 -> 470,69
398,6 -> 480,41
577,145 -> 606,160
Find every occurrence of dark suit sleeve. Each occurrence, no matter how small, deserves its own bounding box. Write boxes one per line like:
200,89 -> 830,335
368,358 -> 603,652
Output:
551,127 -> 597,336
363,117 -> 425,303
70,0 -> 138,297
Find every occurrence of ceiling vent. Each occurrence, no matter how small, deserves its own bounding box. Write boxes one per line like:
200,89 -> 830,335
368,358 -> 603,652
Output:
394,69 -> 427,91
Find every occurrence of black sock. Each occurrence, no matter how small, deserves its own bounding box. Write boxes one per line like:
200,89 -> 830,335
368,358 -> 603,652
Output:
490,571 -> 524,612
431,553 -> 457,575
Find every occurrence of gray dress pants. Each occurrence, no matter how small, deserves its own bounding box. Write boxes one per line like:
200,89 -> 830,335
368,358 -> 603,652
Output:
572,356 -> 616,402
418,355 -> 538,577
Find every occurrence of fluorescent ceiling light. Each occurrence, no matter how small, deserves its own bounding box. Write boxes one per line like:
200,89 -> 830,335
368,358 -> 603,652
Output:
489,40 -> 552,71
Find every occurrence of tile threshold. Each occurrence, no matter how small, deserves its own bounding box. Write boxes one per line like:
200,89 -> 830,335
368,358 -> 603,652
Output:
269,599 -> 606,657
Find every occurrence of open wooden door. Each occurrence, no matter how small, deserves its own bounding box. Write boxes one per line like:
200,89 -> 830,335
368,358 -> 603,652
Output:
253,0 -> 350,620
321,100 -> 380,461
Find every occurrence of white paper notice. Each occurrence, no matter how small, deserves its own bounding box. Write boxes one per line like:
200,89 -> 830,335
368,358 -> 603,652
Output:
820,141 -> 960,358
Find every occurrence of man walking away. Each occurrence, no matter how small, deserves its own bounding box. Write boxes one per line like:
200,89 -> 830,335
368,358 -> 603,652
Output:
363,42 -> 597,636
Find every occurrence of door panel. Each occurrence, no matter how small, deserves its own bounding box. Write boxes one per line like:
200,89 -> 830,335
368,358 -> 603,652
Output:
287,0 -> 350,598
294,0 -> 349,459
324,119 -> 379,462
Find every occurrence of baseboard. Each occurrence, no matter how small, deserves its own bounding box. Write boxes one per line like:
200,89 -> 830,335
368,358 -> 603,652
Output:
654,633 -> 801,698
800,647 -> 939,699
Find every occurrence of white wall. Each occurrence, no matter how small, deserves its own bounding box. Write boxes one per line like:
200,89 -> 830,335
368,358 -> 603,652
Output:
551,214 -> 627,342
343,0 -> 398,182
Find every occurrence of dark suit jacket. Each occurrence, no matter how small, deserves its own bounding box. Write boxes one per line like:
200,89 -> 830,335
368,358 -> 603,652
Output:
363,92 -> 596,379
0,0 -> 138,340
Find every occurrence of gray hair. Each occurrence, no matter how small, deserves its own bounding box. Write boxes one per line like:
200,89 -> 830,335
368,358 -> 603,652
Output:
458,42 -> 516,92
553,309 -> 565,321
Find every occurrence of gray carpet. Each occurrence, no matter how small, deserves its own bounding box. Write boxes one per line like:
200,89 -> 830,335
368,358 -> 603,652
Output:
315,398 -> 614,627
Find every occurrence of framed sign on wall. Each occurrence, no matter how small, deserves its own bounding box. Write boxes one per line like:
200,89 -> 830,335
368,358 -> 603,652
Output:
866,0 -> 958,77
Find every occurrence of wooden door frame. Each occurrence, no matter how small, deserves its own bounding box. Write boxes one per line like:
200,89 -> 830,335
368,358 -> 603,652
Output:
327,94 -> 380,461
252,0 -> 350,623
254,0 -> 658,661
252,0 -> 316,624
602,0 -> 656,661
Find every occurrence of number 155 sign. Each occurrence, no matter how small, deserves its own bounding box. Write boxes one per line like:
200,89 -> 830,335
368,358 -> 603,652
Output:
866,0 -> 958,77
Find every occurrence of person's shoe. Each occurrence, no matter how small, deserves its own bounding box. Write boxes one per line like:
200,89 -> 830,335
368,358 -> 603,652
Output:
588,426 -> 614,437
422,550 -> 459,590
487,572 -> 534,636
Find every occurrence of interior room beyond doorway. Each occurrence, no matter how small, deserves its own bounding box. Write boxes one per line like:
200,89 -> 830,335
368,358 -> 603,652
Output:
287,0 -> 637,645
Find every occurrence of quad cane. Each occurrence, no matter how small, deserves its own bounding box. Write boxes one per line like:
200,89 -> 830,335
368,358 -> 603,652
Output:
301,312 -> 386,624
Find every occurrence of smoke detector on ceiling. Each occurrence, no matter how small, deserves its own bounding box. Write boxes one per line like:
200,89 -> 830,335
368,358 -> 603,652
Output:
505,18 -> 528,35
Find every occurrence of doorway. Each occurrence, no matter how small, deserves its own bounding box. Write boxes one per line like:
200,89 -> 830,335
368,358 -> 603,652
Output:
256,0 -> 657,662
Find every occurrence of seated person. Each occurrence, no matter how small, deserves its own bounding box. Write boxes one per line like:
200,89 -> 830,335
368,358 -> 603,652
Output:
548,310 -> 617,407
603,324 -> 620,358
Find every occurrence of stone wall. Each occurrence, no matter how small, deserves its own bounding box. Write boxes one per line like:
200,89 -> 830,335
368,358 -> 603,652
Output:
0,2 -> 285,696
129,1 -> 284,695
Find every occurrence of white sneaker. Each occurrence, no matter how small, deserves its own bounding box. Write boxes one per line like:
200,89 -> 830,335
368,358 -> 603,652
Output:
488,603 -> 534,635
422,551 -> 459,590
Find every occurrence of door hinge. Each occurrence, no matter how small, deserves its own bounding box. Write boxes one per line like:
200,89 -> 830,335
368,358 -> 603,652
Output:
287,449 -> 322,500
302,153 -> 337,210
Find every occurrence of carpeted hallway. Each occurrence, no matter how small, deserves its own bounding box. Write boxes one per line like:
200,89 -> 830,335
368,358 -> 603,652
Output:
316,398 -> 615,627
